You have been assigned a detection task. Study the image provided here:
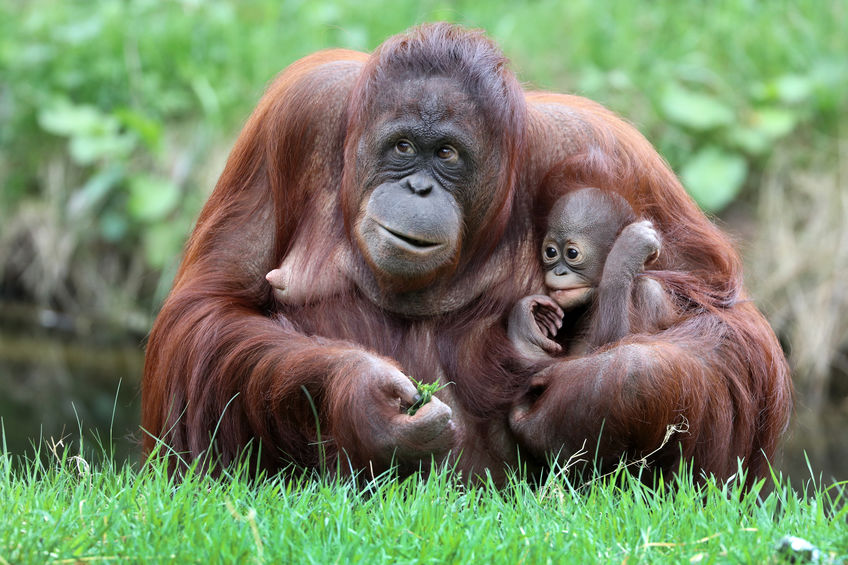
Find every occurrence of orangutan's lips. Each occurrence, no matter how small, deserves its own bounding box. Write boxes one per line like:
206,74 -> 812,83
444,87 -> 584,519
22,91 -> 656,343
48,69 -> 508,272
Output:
550,286 -> 590,301
379,225 -> 441,250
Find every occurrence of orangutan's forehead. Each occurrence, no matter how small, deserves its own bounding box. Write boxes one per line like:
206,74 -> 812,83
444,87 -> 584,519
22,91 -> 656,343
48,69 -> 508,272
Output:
548,192 -> 624,243
376,76 -> 480,125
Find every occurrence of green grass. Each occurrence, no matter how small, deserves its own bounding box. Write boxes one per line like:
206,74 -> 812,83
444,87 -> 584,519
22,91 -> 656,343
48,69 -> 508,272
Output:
2,443 -> 846,564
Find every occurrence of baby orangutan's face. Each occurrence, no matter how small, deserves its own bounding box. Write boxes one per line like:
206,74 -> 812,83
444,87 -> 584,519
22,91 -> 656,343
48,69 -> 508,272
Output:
541,190 -> 624,310
541,237 -> 597,309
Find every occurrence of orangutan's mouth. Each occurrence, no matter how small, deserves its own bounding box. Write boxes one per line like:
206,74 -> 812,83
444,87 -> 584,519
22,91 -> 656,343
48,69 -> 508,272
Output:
379,225 -> 442,250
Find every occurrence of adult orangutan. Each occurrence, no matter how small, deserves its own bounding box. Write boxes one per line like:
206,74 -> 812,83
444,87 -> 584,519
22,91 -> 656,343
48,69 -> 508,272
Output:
142,23 -> 791,485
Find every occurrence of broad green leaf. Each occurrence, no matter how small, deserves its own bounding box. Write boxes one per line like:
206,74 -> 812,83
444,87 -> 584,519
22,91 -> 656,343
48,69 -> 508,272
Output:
681,147 -> 747,212
775,74 -> 813,105
726,127 -> 771,156
38,101 -> 108,137
68,132 -> 135,165
660,85 -> 734,131
52,16 -> 103,45
115,108 -> 162,150
127,175 -> 180,222
726,107 -> 798,156
753,74 -> 814,105
39,100 -> 136,164
143,222 -> 188,269
752,107 -> 797,139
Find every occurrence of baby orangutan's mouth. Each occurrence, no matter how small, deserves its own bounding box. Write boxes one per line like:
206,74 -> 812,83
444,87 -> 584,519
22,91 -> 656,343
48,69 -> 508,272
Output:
549,286 -> 592,309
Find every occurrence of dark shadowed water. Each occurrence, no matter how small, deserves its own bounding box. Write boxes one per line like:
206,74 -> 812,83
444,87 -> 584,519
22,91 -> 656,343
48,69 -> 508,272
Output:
0,304 -> 845,484
0,305 -> 143,464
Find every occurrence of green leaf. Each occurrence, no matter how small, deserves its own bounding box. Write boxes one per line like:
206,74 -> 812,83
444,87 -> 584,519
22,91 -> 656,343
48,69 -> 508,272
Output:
115,108 -> 162,150
726,107 -> 798,156
38,101 -> 108,137
681,147 -> 747,212
752,107 -> 797,139
143,222 -> 188,269
68,132 -> 135,165
660,85 -> 734,131
39,100 -> 137,164
774,74 -> 813,105
726,127 -> 771,156
127,175 -> 180,222
52,16 -> 103,45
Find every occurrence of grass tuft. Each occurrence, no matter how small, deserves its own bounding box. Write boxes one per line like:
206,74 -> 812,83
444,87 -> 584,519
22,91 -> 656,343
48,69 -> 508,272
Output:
0,435 -> 845,563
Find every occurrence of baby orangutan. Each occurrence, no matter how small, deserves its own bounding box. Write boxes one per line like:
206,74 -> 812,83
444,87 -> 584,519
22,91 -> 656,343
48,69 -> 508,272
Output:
508,187 -> 675,362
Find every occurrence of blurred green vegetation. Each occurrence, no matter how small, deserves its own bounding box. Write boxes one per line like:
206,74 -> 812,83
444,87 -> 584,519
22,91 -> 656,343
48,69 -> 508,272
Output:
0,0 -> 845,331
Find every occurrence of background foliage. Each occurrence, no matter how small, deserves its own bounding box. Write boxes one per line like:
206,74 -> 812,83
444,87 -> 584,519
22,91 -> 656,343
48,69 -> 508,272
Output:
0,0 -> 846,409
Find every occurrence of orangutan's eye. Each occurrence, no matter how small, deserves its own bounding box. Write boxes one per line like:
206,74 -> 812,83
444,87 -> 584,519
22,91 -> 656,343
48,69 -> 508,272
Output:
542,244 -> 559,264
395,139 -> 415,155
565,246 -> 583,263
436,145 -> 458,163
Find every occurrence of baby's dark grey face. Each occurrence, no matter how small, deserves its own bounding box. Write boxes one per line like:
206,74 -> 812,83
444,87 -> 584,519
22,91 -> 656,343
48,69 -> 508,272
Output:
540,187 -> 635,308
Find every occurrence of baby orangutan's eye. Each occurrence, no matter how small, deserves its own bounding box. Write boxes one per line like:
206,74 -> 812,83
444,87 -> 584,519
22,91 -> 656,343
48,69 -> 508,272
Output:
565,246 -> 583,263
